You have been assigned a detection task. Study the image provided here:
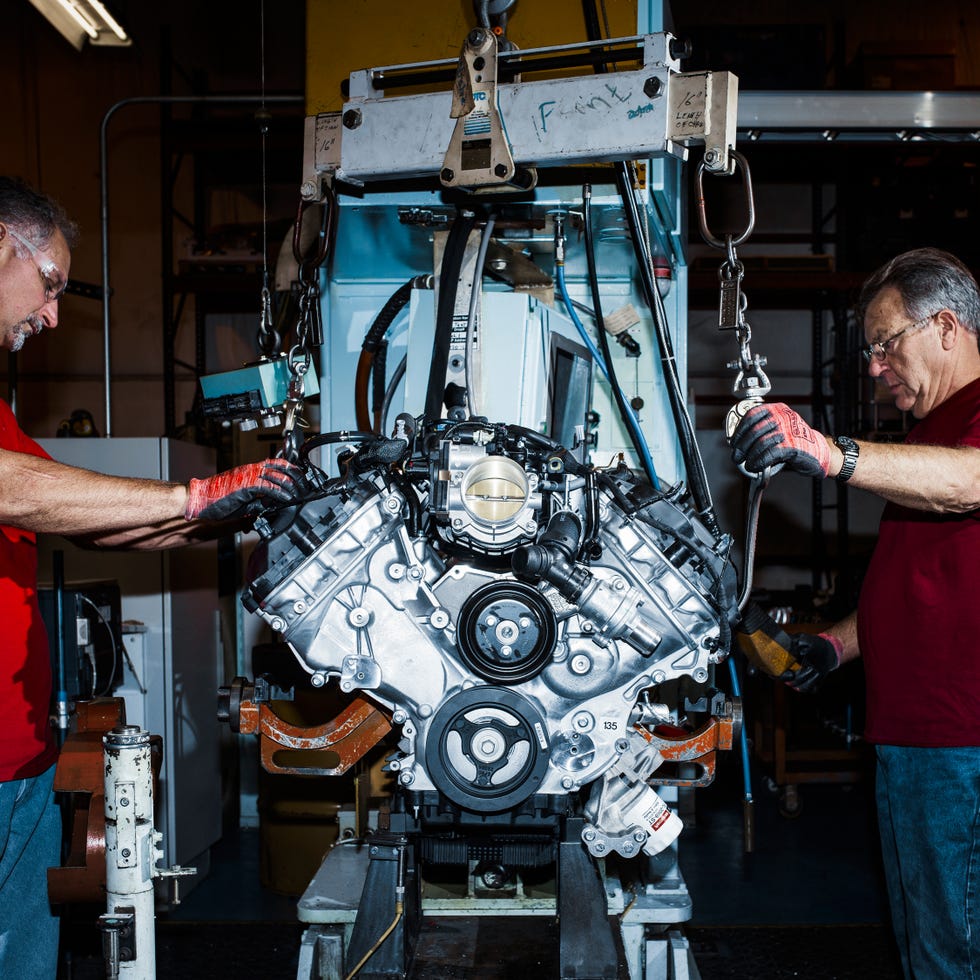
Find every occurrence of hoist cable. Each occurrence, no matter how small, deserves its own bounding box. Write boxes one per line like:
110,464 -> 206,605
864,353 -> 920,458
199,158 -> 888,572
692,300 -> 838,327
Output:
256,0 -> 276,355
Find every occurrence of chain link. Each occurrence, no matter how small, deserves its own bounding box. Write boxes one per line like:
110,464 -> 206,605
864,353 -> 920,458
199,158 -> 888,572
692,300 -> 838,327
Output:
696,150 -> 772,431
280,192 -> 333,460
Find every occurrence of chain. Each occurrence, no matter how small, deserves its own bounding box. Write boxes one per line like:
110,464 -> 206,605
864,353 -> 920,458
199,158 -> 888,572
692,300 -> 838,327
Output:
695,150 -> 772,437
281,192 -> 332,462
255,0 -> 280,359
719,232 -> 771,427
280,283 -> 317,463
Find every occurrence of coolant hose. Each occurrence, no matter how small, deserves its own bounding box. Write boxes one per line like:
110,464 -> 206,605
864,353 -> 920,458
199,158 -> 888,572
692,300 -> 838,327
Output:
355,275 -> 432,432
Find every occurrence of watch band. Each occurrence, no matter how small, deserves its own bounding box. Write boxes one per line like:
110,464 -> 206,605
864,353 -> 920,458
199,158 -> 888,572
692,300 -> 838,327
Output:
833,435 -> 859,483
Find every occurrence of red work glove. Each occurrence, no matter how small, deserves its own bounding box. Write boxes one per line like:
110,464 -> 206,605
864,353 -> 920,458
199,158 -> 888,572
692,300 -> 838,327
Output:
730,402 -> 830,477
185,459 -> 307,521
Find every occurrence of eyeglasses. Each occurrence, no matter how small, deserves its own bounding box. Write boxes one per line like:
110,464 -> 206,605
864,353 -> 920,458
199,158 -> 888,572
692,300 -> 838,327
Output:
5,225 -> 68,303
861,311 -> 942,363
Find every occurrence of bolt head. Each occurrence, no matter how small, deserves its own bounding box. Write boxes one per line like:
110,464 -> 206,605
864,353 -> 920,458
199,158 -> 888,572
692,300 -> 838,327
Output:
643,76 -> 662,98
494,163 -> 508,178
441,168 -> 455,183
342,108 -> 362,130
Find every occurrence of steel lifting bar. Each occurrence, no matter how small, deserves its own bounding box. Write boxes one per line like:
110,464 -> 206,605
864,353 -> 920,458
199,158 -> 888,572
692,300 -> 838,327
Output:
301,33 -> 738,193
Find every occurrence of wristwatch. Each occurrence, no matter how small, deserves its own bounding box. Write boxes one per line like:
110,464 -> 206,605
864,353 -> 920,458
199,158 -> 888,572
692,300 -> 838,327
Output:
833,435 -> 860,483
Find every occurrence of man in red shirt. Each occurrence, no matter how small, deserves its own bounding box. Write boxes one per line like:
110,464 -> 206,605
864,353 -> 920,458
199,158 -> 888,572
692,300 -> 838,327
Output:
731,247 -> 980,979
0,177 -> 307,979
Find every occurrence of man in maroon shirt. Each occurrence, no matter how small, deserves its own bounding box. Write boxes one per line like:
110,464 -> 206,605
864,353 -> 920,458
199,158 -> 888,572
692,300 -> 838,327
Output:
0,177 -> 307,979
732,247 -> 980,980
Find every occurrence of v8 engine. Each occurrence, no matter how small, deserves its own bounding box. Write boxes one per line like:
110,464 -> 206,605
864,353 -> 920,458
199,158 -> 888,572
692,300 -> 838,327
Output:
243,417 -> 738,858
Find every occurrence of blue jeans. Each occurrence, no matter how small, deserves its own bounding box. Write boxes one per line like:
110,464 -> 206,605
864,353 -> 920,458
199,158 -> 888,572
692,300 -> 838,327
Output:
876,744 -> 980,979
0,765 -> 61,980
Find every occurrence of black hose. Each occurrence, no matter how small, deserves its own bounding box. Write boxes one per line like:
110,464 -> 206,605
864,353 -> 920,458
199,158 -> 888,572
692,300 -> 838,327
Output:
613,165 -> 719,534
581,185 -> 658,489
426,212 -> 478,419
579,468 -> 602,562
577,0 -> 719,534
381,355 -> 408,434
362,277 -> 431,353
356,276 -> 432,432
390,468 -> 423,538
372,341 -> 388,422
300,430 -> 377,456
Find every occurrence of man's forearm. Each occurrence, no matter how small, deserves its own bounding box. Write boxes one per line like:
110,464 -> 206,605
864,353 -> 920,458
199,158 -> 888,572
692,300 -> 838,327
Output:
824,438 -> 980,513
1,448 -> 188,535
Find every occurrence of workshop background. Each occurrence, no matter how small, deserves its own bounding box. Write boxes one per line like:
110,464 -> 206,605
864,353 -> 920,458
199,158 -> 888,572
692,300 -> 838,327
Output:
3,0 -> 979,977
5,0 -> 979,582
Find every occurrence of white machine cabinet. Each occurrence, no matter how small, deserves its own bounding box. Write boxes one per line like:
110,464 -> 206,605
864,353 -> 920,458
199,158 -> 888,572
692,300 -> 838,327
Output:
37,437 -> 223,889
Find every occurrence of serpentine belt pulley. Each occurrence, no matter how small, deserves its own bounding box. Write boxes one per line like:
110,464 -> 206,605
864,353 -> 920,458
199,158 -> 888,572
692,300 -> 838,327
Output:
424,686 -> 550,812
456,580 -> 558,684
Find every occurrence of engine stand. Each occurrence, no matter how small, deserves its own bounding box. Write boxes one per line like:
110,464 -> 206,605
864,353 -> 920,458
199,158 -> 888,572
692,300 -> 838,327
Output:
558,817 -> 620,979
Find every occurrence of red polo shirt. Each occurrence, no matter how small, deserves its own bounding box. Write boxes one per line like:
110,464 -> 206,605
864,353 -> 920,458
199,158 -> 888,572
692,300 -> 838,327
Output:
858,376 -> 980,746
0,399 -> 57,779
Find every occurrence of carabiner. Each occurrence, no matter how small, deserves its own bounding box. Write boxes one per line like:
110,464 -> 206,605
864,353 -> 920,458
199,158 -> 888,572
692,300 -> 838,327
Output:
696,150 -> 756,250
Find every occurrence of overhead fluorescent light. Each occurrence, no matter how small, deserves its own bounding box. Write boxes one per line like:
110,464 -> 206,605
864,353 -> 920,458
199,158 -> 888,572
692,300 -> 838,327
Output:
28,0 -> 131,50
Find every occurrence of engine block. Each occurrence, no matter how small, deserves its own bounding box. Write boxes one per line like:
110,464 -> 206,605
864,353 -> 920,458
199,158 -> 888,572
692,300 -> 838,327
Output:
243,419 -> 737,858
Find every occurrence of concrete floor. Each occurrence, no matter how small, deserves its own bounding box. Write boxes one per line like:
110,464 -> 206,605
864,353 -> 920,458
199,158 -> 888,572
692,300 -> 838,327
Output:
61,744 -> 901,978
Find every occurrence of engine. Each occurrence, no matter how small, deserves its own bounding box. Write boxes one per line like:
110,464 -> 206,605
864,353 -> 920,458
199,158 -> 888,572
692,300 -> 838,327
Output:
243,417 -> 738,859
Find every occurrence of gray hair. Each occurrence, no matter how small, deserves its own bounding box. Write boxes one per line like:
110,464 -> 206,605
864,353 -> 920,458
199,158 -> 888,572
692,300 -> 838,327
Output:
857,248 -> 980,336
0,176 -> 79,251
